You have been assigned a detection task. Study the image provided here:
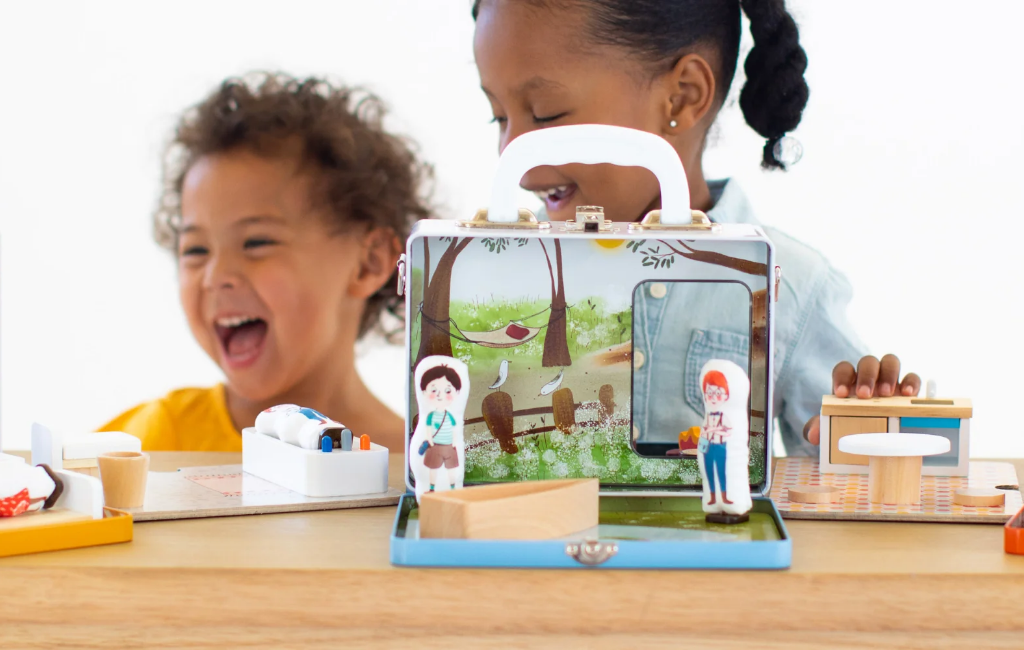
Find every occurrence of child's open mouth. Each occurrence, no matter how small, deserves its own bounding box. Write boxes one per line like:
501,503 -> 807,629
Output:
533,183 -> 578,215
214,316 -> 268,369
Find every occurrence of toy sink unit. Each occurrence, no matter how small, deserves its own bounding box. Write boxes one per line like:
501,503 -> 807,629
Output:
242,428 -> 388,498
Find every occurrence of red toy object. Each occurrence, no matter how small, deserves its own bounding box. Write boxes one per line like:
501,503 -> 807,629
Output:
505,323 -> 530,340
1005,505 -> 1024,555
0,488 -> 32,518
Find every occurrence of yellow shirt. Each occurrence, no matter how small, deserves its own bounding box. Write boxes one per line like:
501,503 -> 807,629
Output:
99,385 -> 241,452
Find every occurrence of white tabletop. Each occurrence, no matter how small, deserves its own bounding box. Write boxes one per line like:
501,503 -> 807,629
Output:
837,433 -> 951,457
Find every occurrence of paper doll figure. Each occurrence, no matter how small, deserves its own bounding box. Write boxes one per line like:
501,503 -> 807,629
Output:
410,355 -> 470,502
696,359 -> 752,523
0,464 -> 63,517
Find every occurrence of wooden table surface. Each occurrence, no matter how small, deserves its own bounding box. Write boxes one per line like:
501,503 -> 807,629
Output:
3,452 -> 1024,649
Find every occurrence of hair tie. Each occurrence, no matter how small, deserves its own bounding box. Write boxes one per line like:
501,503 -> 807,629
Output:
772,135 -> 804,166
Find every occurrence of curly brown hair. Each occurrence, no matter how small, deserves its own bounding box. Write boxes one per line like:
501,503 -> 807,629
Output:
154,71 -> 432,337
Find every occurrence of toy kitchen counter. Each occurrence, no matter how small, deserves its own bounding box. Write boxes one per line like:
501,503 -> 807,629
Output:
2,451 -> 1023,649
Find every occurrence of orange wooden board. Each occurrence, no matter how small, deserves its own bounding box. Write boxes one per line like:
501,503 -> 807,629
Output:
770,457 -> 1020,523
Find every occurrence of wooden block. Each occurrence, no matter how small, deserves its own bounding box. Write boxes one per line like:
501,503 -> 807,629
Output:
418,479 -> 598,540
61,458 -> 98,470
868,456 -> 923,505
821,395 -> 972,419
954,489 -> 1006,507
788,485 -> 842,504
830,417 -> 887,466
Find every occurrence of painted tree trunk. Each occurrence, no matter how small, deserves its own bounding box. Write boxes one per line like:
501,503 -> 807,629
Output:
416,238 -> 471,367
482,391 -> 517,454
542,240 -> 572,367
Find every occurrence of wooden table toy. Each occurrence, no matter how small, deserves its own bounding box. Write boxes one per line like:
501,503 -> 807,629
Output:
838,433 -> 950,505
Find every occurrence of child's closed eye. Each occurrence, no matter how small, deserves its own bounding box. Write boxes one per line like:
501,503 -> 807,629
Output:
532,112 -> 568,124
180,245 -> 209,257
244,237 -> 278,251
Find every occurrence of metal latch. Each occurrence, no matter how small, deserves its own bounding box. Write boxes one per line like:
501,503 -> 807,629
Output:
564,205 -> 614,233
565,539 -> 618,566
627,209 -> 721,233
774,265 -> 781,302
396,253 -> 406,296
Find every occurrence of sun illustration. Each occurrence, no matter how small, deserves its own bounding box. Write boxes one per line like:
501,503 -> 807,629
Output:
593,239 -> 626,251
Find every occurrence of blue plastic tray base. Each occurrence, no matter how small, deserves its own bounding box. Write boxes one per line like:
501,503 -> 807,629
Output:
391,494 -> 790,569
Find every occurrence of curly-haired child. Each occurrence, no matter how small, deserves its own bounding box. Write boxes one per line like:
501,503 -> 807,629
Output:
101,72 -> 431,453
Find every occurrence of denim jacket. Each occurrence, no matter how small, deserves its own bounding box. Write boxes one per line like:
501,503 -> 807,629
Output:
542,179 -> 867,456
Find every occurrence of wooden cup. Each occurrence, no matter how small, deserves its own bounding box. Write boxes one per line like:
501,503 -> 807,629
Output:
97,451 -> 150,508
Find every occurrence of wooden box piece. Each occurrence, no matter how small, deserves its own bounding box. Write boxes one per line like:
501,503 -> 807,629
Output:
418,478 -> 599,540
819,396 -> 972,476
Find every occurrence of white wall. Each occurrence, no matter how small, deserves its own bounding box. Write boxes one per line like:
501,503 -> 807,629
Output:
1,1 -> 1021,457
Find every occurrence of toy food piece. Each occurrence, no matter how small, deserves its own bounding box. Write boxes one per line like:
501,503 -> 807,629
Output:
953,488 -> 1005,507
0,464 -> 63,517
255,404 -> 353,452
696,359 -> 752,524
837,433 -> 949,505
419,479 -> 599,540
788,484 -> 842,504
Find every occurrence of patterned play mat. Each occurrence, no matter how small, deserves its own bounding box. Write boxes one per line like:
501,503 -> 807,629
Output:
770,457 -> 1021,524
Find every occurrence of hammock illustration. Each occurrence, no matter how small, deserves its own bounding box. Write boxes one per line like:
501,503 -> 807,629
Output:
418,304 -> 565,349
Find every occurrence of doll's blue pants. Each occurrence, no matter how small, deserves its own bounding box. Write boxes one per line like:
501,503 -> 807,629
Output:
706,442 -> 727,494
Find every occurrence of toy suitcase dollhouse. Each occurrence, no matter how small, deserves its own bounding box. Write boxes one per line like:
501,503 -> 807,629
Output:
390,125 -> 790,568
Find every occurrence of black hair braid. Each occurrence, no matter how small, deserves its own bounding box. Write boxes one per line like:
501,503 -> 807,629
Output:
738,0 -> 809,170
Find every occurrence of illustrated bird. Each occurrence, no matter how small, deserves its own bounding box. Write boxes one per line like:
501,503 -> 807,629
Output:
489,359 -> 509,390
539,369 -> 564,396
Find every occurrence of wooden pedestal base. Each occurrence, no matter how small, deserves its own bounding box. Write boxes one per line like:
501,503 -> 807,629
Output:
868,456 -> 923,505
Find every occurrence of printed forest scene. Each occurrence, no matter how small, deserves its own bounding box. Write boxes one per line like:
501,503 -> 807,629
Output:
407,234 -> 770,487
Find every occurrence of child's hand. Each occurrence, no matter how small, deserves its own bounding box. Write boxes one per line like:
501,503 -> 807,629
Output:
803,354 -> 920,445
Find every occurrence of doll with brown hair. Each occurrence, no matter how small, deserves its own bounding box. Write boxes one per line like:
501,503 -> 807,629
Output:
101,72 -> 432,453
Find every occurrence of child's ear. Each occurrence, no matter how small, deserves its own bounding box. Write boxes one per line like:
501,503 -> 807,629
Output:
661,52 -> 717,135
348,227 -> 400,299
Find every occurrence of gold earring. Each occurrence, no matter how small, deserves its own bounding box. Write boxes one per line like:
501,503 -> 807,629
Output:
669,120 -> 678,128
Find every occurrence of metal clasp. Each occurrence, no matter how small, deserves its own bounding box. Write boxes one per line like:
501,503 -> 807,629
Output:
565,539 -> 618,566
457,208 -> 551,230
774,265 -> 781,302
396,254 -> 406,296
627,209 -> 720,233
564,205 -> 614,233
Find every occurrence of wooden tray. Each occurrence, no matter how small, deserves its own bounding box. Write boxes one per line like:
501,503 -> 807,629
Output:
126,465 -> 403,522
0,507 -> 132,558
770,456 -> 1021,524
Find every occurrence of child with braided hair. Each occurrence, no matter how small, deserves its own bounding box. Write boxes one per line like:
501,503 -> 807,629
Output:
472,0 -> 919,456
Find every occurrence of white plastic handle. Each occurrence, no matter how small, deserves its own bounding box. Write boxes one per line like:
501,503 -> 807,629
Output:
487,124 -> 691,224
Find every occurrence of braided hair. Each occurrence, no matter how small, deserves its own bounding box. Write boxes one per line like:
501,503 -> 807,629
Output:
472,0 -> 809,170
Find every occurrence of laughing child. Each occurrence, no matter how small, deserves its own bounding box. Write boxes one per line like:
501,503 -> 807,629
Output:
100,72 -> 431,453
472,0 -> 921,455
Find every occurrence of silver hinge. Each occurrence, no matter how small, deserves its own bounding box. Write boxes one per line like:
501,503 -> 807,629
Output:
565,539 -> 618,566
396,253 -> 406,296
774,266 -> 781,302
457,208 -> 551,230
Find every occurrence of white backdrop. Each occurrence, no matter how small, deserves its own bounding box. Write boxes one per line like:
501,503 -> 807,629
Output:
1,1 -> 1021,456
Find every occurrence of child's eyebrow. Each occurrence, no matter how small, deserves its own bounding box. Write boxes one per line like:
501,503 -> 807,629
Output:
517,76 -> 567,93
236,215 -> 288,227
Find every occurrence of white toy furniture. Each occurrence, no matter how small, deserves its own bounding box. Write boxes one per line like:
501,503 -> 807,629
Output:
838,433 -> 950,505
32,423 -> 141,477
241,428 -> 388,498
819,396 -> 971,477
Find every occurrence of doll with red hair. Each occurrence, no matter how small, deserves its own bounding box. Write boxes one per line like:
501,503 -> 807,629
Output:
697,360 -> 751,523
